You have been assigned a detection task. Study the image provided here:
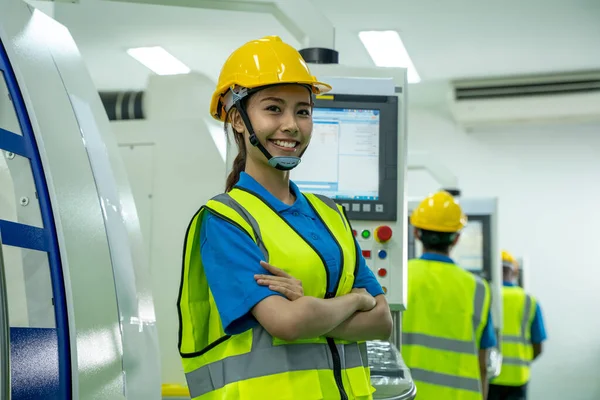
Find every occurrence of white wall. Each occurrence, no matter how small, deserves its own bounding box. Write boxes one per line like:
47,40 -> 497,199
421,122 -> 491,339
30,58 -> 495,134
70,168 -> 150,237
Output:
407,105 -> 600,399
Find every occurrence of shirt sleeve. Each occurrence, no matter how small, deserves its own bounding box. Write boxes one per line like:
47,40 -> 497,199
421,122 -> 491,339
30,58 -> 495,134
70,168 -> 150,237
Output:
479,310 -> 498,349
351,238 -> 384,297
530,302 -> 548,344
200,212 -> 284,335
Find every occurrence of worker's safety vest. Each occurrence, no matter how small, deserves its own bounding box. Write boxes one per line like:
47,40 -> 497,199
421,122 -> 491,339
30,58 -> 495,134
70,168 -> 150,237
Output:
178,187 -> 374,400
401,259 -> 491,400
491,286 -> 536,387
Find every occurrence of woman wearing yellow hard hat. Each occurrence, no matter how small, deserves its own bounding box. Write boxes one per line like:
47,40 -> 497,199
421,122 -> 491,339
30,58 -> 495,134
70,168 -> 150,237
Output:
178,36 -> 392,400
488,250 -> 547,400
402,191 -> 497,400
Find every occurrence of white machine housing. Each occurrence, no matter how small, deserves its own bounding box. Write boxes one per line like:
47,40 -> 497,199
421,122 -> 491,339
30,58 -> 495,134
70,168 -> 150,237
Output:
0,1 -> 161,398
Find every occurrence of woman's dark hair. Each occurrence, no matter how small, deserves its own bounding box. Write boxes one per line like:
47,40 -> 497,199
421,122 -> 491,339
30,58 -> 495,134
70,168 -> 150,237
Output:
419,229 -> 458,254
224,103 -> 249,192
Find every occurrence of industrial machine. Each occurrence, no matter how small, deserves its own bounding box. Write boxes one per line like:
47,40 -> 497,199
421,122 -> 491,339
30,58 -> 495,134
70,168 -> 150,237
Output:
0,1 -> 161,398
407,195 -> 504,379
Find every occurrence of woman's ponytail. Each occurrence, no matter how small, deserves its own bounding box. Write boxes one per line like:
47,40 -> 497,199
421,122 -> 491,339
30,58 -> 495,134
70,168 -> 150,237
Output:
224,109 -> 247,192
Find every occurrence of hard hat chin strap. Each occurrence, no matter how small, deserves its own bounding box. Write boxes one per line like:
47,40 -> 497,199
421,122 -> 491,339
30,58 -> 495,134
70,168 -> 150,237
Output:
234,100 -> 303,171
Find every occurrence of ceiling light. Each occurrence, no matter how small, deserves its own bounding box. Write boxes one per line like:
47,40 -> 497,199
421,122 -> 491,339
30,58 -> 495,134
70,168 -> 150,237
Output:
127,46 -> 190,76
358,30 -> 421,83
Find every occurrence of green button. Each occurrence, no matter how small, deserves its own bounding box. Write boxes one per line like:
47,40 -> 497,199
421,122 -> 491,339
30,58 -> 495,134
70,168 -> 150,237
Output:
361,230 -> 371,239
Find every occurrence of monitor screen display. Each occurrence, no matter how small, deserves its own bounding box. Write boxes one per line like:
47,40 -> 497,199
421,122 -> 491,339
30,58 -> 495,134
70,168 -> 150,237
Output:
292,107 -> 380,200
414,220 -> 484,273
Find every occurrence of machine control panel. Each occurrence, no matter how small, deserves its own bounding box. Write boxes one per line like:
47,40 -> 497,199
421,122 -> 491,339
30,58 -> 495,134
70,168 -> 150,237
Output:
351,221 -> 406,308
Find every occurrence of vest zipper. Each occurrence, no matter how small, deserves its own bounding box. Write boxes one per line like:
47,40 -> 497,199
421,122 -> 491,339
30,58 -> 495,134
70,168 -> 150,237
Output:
326,336 -> 349,400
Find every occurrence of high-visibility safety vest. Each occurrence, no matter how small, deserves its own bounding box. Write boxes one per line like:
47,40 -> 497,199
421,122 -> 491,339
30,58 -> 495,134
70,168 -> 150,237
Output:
177,187 -> 374,400
491,286 -> 536,387
401,259 -> 491,400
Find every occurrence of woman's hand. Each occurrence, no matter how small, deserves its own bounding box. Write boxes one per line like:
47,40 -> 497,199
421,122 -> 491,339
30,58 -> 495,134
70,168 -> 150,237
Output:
351,288 -> 377,312
255,261 -> 304,301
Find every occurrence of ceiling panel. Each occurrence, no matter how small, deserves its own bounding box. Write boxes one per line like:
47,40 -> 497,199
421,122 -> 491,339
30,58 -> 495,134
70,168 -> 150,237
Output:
55,0 -> 301,90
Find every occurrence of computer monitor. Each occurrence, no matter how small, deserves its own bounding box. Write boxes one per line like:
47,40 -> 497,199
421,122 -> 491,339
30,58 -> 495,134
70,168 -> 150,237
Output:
292,94 -> 399,221
407,214 -> 493,281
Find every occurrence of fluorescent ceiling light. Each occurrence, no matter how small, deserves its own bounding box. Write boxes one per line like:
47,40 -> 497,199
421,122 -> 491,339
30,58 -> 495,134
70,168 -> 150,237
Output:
127,46 -> 190,75
358,30 -> 421,83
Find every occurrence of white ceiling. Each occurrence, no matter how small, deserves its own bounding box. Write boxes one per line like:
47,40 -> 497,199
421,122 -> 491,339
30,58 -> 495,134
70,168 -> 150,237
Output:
48,0 -> 600,92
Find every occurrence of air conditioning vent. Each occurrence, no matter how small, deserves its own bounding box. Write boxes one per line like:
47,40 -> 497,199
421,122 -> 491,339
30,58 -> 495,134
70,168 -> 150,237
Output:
449,71 -> 600,129
455,79 -> 600,100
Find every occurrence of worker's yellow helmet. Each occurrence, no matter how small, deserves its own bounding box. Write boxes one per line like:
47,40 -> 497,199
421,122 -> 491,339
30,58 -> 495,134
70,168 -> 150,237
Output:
410,191 -> 467,233
210,36 -> 332,121
502,249 -> 517,270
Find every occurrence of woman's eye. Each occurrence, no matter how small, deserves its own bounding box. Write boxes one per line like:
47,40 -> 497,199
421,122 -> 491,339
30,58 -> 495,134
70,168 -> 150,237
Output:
298,109 -> 311,116
266,105 -> 281,112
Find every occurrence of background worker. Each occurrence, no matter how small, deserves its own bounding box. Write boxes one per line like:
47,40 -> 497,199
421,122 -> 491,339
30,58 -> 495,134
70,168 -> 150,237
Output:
402,191 -> 497,400
488,250 -> 547,400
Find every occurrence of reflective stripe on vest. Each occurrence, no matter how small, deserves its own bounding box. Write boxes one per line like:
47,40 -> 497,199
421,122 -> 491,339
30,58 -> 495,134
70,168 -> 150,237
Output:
185,327 -> 368,398
211,193 -> 269,260
178,189 -> 369,399
492,288 -> 535,386
402,259 -> 490,397
410,369 -> 481,393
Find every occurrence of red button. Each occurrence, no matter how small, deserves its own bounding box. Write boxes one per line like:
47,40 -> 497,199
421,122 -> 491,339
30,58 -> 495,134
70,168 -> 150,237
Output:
362,250 -> 371,258
352,229 -> 357,237
378,268 -> 387,277
375,225 -> 393,243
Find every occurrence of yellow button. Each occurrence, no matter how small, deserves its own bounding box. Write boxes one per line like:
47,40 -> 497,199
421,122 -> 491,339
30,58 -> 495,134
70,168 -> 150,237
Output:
382,286 -> 388,294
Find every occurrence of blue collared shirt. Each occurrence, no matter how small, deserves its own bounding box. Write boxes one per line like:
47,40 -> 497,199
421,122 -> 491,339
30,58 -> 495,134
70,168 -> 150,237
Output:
503,282 -> 547,344
200,172 -> 384,335
420,253 -> 497,349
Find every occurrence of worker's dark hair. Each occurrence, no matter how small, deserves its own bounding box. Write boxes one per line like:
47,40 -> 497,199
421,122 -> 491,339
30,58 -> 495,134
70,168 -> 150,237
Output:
418,229 -> 458,254
224,96 -> 252,192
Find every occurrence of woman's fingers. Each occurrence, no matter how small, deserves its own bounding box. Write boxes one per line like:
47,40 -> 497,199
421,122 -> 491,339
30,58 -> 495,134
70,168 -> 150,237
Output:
256,279 -> 303,297
268,285 -> 302,301
259,261 -> 292,278
254,274 -> 299,284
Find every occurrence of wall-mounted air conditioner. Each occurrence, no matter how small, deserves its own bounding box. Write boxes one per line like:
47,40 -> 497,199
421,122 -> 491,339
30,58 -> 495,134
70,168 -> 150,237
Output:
448,71 -> 600,130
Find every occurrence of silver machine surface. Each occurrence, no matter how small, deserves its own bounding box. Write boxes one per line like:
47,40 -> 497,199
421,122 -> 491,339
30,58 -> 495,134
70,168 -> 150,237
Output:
0,0 -> 162,398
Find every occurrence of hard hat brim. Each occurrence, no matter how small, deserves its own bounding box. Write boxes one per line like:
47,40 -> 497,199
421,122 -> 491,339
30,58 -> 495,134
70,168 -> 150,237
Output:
210,80 -> 332,122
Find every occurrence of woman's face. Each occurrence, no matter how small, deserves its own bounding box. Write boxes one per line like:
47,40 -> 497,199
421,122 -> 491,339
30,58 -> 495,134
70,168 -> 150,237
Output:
234,84 -> 313,166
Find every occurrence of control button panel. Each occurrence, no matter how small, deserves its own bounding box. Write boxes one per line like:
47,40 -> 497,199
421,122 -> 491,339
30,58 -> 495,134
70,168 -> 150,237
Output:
351,220 -> 399,303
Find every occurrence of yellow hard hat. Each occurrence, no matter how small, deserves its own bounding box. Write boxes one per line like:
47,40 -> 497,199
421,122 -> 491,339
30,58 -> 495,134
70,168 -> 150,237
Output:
502,250 -> 517,270
410,191 -> 467,233
210,35 -> 332,121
